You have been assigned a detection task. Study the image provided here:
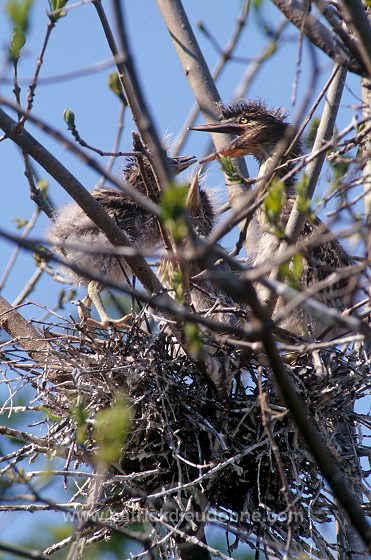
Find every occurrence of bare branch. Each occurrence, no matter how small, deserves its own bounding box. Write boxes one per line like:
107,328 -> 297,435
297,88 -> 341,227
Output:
173,0 -> 250,155
94,0 -> 173,188
361,52 -> 371,304
0,295 -> 51,362
268,64 -> 347,311
0,541 -> 47,560
271,0 -> 367,76
213,272 -> 371,551
341,0 -> 371,76
314,0 -> 366,70
156,0 -> 250,218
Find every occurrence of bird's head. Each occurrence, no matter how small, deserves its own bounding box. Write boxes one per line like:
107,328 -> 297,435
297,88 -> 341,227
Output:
190,99 -> 292,164
169,154 -> 197,173
186,172 -> 215,238
123,153 -> 196,200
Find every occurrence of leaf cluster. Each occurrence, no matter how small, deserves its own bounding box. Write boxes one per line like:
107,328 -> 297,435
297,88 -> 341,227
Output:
6,0 -> 33,61
93,394 -> 132,468
49,0 -> 68,22
263,178 -> 286,236
219,155 -> 243,183
279,252 -> 303,290
160,182 -> 189,243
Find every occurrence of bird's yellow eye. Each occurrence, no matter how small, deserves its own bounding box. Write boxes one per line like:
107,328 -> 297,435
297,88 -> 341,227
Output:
239,116 -> 248,124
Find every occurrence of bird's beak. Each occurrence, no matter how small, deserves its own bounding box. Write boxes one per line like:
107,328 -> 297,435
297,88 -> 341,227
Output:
190,121 -> 245,136
190,121 -> 247,163
185,172 -> 201,217
202,136 -> 251,163
169,155 -> 197,173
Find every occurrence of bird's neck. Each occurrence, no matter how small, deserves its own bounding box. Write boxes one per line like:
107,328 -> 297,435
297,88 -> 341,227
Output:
256,127 -> 301,193
246,136 -> 301,260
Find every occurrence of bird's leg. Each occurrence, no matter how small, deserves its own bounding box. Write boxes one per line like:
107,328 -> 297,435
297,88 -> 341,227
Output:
86,280 -> 132,329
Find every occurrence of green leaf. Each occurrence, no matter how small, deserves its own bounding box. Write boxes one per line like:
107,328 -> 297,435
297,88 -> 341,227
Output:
71,399 -> 89,444
108,71 -> 121,95
160,183 -> 188,221
331,158 -> 351,181
33,244 -> 52,264
307,117 -> 320,148
58,288 -> 76,309
294,173 -> 312,214
63,108 -> 75,130
49,0 -> 68,22
253,0 -> 264,10
291,252 -> 303,284
6,0 -> 33,33
279,261 -> 290,280
171,269 -> 184,304
279,253 -> 303,290
196,21 -> 207,34
37,405 -> 60,422
160,182 -> 189,243
262,41 -> 277,61
185,323 -> 204,355
37,178 -> 49,199
108,72 -> 126,104
14,216 -> 28,229
58,289 -> 66,308
264,178 -> 285,223
94,394 -> 132,468
49,0 -> 68,10
9,28 -> 26,60
219,156 -> 241,183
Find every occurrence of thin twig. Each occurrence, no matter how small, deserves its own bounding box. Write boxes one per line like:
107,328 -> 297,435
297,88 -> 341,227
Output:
156,0 -> 250,229
19,19 -> 56,126
212,272 -> 371,551
268,64 -> 347,314
271,0 -> 366,76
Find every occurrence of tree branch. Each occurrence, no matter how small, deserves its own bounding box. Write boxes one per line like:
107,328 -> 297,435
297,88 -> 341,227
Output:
213,273 -> 371,552
268,63 -> 347,312
341,0 -> 371,77
361,56 -> 371,306
156,0 -> 251,218
0,295 -> 51,362
173,0 -> 250,155
0,541 -> 47,560
271,0 -> 367,76
93,0 -> 172,188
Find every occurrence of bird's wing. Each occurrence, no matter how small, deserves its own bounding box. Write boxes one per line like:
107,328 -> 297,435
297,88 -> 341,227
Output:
299,216 -> 358,312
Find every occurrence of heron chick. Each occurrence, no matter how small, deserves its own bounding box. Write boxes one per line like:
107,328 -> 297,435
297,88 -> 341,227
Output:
47,153 -> 196,328
191,99 -> 357,339
159,172 -> 241,342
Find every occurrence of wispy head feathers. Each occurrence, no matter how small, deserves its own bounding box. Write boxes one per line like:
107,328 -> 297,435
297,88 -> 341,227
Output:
218,99 -> 288,124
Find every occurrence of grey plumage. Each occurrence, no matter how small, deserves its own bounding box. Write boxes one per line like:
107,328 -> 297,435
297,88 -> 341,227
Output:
192,99 -> 357,338
47,154 -> 196,326
48,188 -> 161,287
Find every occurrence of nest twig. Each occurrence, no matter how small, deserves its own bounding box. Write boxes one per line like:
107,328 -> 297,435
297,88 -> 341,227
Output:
1,311 -> 370,559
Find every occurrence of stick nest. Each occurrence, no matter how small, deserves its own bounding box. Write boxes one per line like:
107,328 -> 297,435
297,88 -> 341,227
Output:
2,316 -> 370,558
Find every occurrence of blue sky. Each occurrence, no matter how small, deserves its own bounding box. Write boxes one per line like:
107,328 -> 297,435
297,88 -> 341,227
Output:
0,1 -> 366,555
